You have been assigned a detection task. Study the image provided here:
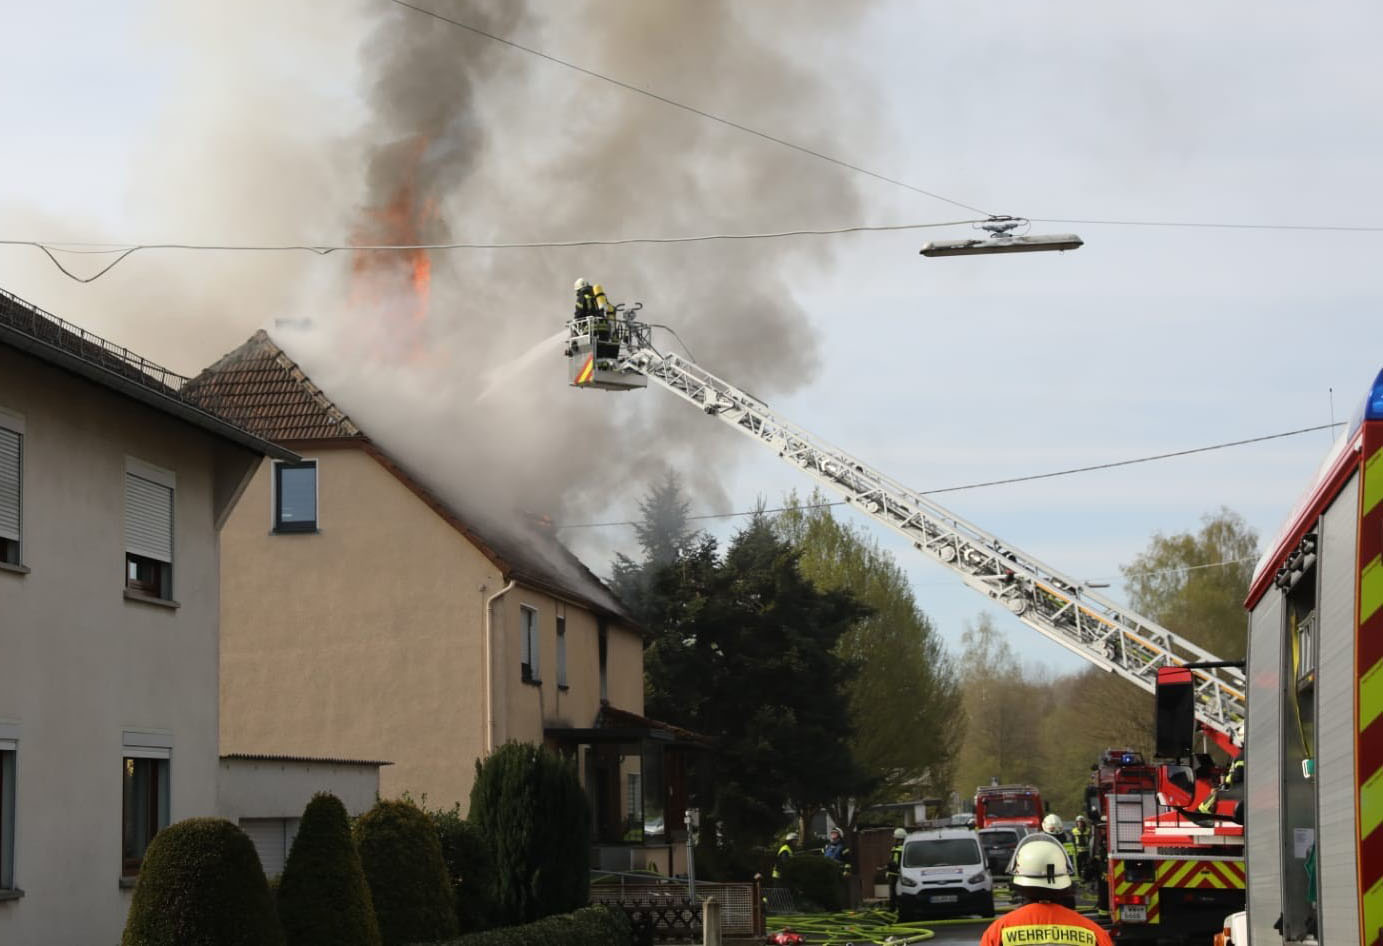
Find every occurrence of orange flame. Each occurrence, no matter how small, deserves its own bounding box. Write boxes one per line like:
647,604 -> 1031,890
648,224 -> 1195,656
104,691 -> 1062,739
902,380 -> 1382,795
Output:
351,135 -> 435,356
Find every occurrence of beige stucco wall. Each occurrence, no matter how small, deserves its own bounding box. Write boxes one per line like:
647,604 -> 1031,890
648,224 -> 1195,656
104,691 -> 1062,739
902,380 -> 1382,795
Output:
492,589 -> 645,746
219,445 -> 644,814
0,346 -> 249,946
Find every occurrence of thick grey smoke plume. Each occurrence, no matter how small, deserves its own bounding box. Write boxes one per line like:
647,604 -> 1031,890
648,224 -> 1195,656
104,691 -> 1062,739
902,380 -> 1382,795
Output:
2,1 -> 884,563
294,0 -> 882,546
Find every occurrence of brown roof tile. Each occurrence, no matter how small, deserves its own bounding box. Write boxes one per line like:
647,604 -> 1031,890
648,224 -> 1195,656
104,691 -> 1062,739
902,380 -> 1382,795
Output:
182,330 -> 361,442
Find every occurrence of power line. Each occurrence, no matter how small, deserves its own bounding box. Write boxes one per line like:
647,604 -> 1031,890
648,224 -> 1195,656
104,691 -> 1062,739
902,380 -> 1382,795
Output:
385,0 -> 994,216
554,421 -> 1343,530
1032,217 -> 1383,233
0,219 -> 981,283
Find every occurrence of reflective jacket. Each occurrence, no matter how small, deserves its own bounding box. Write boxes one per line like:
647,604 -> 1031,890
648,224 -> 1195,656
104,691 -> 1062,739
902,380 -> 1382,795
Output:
980,901 -> 1114,946
772,842 -> 792,879
887,843 -> 903,878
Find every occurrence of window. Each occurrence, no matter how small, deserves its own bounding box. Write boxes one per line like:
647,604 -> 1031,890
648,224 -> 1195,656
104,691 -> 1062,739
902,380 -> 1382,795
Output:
273,460 -> 317,533
520,606 -> 540,683
121,732 -> 171,876
0,733 -> 15,890
0,411 -> 22,566
556,616 -> 568,688
124,459 -> 174,600
598,621 -> 609,703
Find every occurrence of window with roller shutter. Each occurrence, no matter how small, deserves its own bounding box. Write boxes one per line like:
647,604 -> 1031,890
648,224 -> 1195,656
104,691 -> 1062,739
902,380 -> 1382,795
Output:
0,417 -> 20,566
124,459 -> 174,600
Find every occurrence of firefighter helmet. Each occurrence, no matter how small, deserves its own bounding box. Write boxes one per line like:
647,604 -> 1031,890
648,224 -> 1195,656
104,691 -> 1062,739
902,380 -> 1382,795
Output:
574,277 -> 591,291
893,827 -> 907,840
1008,834 -> 1073,890
1042,813 -> 1063,834
1234,720 -> 1245,747
785,832 -> 798,842
1075,814 -> 1088,826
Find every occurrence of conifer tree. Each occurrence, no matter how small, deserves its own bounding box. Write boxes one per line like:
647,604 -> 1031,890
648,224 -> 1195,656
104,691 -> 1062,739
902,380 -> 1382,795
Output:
278,793 -> 380,946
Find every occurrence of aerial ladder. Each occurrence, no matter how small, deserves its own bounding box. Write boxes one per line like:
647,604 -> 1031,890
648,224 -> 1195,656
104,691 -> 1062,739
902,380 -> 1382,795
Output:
564,308 -> 1245,737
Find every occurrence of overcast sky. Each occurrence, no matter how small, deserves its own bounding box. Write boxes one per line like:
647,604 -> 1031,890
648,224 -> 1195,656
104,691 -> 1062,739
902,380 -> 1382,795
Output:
2,1 -> 1380,674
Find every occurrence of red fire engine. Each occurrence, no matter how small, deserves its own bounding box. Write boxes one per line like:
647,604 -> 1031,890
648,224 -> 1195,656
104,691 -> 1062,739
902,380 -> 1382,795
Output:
1085,667 -> 1245,943
974,784 -> 1045,831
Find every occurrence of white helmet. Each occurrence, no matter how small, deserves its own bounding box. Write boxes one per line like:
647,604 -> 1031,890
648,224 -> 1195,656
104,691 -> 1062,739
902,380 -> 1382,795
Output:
1042,813 -> 1063,834
574,277 -> 591,291
1008,835 -> 1073,890
893,827 -> 907,840
1234,720 -> 1246,748
785,832 -> 798,842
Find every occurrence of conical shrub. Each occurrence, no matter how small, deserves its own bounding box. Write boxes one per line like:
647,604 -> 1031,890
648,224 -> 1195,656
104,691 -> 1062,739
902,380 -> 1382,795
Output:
121,817 -> 283,946
468,741 -> 591,926
353,799 -> 457,946
278,793 -> 380,946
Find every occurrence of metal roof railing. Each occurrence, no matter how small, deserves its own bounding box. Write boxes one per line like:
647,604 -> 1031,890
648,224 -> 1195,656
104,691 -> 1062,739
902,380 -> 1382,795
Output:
0,287 -> 192,398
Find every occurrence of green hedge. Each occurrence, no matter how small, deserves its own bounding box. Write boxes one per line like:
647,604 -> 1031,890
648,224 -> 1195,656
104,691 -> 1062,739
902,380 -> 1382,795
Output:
780,853 -> 847,912
422,904 -> 632,946
430,806 -> 495,933
355,799 -> 458,946
121,817 -> 283,946
468,742 -> 591,926
278,792 -> 381,946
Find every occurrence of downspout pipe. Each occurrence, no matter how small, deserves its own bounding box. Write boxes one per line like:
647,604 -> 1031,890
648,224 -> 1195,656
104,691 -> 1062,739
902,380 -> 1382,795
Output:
483,579 -> 516,754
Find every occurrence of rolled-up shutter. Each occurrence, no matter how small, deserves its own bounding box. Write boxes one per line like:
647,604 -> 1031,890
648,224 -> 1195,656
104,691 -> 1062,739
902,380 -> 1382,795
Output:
125,474 -> 172,563
0,428 -> 18,542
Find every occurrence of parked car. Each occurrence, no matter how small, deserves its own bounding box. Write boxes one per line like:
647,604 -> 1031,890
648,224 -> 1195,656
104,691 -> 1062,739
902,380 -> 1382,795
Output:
977,826 -> 1025,876
895,828 -> 994,921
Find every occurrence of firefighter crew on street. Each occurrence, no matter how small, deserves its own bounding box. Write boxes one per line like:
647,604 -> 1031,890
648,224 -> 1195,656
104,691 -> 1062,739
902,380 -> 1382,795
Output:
772,832 -> 798,881
887,827 -> 905,911
823,827 -> 851,876
1070,815 -> 1092,882
980,834 -> 1114,946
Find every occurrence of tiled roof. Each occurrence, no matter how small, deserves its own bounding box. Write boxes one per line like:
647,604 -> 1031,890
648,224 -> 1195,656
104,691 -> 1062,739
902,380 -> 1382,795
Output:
190,331 -> 636,625
182,330 -> 361,442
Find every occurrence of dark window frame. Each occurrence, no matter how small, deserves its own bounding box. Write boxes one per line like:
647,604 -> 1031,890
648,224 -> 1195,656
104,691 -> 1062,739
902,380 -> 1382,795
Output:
556,616 -> 569,689
273,460 -> 318,534
125,553 -> 172,600
0,745 -> 14,890
121,756 -> 169,877
520,605 -> 541,684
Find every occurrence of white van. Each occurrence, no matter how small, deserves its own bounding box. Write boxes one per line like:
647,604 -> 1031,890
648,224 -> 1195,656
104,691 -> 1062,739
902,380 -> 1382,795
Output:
895,828 -> 995,921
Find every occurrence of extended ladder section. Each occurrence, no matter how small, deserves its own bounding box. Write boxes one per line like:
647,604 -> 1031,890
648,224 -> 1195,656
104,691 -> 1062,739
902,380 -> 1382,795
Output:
572,319 -> 1245,734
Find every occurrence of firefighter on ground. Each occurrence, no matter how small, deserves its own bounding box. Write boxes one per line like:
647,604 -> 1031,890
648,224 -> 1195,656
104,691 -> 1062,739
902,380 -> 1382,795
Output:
981,834 -> 1113,946
887,827 -> 905,911
823,827 -> 851,876
772,832 -> 797,881
1043,813 -> 1079,869
1070,815 -> 1092,882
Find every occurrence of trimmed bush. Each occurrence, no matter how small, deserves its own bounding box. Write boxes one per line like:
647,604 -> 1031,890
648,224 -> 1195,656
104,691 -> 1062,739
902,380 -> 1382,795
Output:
278,792 -> 381,946
780,853 -> 847,912
121,816 -> 283,946
430,903 -> 632,946
468,742 -> 591,927
354,799 -> 458,946
431,805 -> 495,933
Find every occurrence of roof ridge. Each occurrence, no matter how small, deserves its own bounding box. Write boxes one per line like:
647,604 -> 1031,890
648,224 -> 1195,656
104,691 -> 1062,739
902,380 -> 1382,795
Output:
258,331 -> 362,438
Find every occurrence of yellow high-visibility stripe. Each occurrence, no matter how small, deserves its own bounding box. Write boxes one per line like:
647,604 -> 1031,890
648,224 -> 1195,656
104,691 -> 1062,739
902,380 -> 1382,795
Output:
1361,656 -> 1383,733
1363,555 -> 1383,625
1364,446 -> 1383,516
1362,764 -> 1383,841
1364,875 -> 1383,946
575,355 -> 595,385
